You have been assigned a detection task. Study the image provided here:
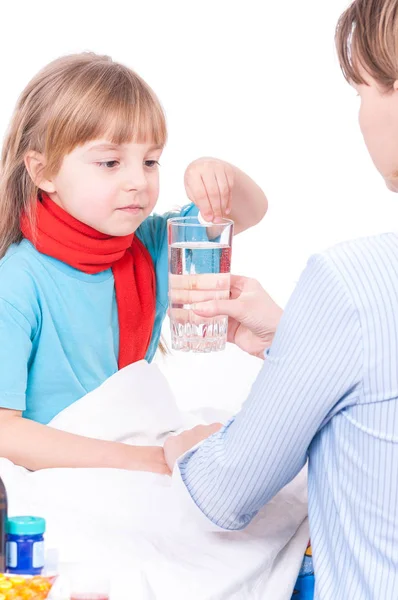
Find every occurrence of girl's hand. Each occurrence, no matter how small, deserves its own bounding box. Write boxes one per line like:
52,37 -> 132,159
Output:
164,423 -> 223,470
133,445 -> 172,475
184,158 -> 235,223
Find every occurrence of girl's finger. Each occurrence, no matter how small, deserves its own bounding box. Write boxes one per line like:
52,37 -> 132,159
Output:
186,176 -> 213,221
201,171 -> 222,221
215,167 -> 232,217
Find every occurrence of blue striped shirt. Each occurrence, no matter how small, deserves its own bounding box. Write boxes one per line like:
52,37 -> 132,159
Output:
176,232 -> 398,599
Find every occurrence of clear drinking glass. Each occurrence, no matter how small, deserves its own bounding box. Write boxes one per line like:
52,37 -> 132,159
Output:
168,216 -> 233,352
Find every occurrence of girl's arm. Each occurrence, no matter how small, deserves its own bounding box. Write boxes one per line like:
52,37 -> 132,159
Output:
184,158 -> 268,234
228,165 -> 268,234
0,408 -> 170,474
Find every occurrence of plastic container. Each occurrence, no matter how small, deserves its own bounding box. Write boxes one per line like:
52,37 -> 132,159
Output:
0,573 -> 54,598
6,516 -> 46,575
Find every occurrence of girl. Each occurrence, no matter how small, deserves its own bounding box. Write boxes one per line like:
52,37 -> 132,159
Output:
0,52 -> 267,475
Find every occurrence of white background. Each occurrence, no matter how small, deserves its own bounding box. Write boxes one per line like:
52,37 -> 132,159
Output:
1,0 -> 397,415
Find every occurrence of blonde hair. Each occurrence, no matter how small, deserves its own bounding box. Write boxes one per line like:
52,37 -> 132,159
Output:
0,52 -> 167,258
336,0 -> 398,89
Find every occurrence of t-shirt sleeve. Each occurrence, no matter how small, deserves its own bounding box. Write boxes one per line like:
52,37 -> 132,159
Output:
0,298 -> 32,411
136,203 -> 199,266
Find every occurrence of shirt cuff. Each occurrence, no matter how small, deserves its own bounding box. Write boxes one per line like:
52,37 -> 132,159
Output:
171,447 -> 227,533
0,392 -> 26,411
180,203 -> 199,217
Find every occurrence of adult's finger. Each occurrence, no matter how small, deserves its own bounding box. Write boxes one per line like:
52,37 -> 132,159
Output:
192,298 -> 244,320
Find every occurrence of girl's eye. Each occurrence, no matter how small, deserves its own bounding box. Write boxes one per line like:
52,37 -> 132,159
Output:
97,160 -> 120,169
145,160 -> 160,168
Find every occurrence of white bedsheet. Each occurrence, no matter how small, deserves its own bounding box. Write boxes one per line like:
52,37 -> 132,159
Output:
0,361 -> 308,599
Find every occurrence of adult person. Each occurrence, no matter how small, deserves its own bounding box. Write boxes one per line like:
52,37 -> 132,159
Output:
165,1 -> 398,598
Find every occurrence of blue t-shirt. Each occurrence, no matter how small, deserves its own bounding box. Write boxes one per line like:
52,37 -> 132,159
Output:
0,205 -> 197,424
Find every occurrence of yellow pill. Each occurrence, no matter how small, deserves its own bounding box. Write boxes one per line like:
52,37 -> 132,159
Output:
4,591 -> 22,599
30,585 -> 45,591
30,579 -> 51,590
29,581 -> 50,591
21,590 -> 37,599
29,578 -> 44,585
8,577 -> 25,586
0,593 -> 5,600
5,591 -> 22,599
0,581 -> 12,591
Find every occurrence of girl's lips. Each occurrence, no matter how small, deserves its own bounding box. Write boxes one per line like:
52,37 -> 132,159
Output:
118,205 -> 143,214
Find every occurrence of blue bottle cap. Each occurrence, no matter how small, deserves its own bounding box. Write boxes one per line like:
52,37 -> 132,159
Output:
6,516 -> 46,536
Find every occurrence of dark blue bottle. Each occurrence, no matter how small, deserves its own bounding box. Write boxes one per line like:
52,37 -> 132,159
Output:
6,516 -> 45,575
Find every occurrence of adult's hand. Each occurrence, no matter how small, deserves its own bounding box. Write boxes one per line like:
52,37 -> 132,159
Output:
193,275 -> 283,358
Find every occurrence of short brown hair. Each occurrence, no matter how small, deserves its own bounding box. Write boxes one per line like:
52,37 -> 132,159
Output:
335,0 -> 398,88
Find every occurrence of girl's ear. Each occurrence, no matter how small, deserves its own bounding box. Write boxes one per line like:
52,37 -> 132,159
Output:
24,151 -> 56,193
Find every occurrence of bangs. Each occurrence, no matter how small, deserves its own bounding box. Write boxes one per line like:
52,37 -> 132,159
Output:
44,60 -> 167,169
335,0 -> 398,89
104,94 -> 167,147
335,8 -> 369,85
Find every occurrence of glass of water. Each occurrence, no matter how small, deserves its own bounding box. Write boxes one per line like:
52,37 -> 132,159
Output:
168,216 -> 233,353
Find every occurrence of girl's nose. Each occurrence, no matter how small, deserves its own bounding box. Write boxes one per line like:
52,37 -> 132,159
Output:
124,167 -> 147,192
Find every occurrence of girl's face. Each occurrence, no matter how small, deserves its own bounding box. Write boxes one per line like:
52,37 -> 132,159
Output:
42,140 -> 163,236
354,72 -> 398,192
